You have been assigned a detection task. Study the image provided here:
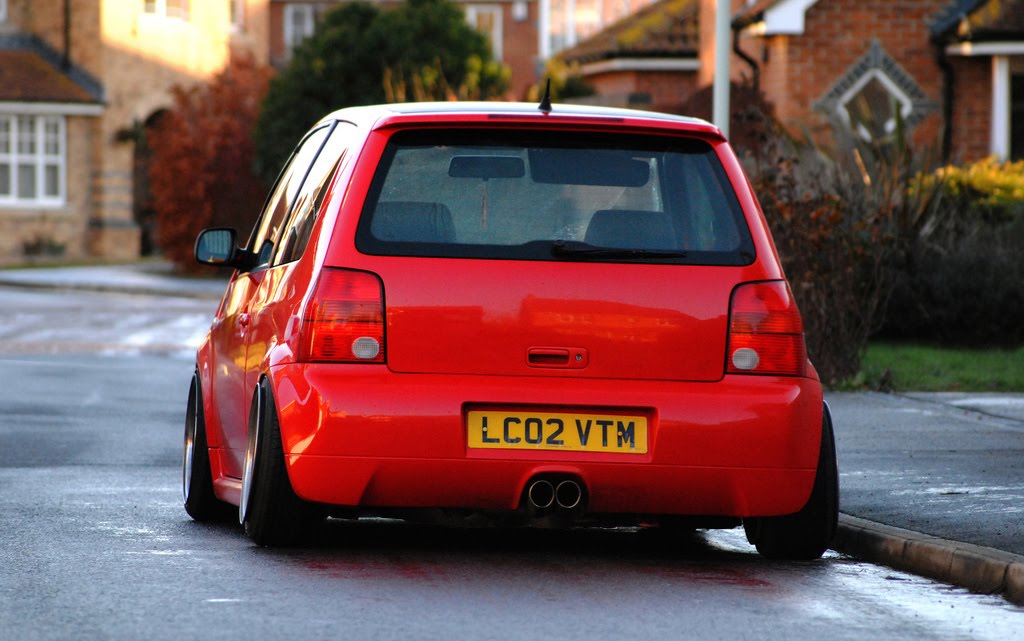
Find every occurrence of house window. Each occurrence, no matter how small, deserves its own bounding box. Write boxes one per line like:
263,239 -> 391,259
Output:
284,4 -> 316,56
814,41 -> 936,143
1009,58 -> 1024,160
144,0 -> 189,20
572,0 -> 602,42
465,5 -> 503,62
547,0 -> 571,54
230,0 -> 245,30
839,71 -> 912,141
0,115 -> 66,206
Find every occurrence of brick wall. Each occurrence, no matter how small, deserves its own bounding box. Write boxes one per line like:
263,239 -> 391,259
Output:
0,116 -> 98,265
741,0 -> 952,152
949,56 -> 992,162
19,0 -> 103,79
698,0 -> 747,88
581,69 -> 700,109
638,70 -> 702,108
503,2 -> 539,99
0,1 -> 269,264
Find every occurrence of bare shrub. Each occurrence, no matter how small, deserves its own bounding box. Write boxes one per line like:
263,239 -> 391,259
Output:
148,55 -> 273,272
746,115 -> 945,385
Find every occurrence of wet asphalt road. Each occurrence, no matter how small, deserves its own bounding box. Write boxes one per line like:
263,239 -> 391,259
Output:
1,287 -> 1023,639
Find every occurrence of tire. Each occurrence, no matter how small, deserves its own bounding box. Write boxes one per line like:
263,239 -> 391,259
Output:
744,403 -> 839,560
240,378 -> 318,546
183,372 -> 233,521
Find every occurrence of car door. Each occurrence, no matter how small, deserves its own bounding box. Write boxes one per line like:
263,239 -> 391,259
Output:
241,123 -> 356,416
207,124 -> 332,478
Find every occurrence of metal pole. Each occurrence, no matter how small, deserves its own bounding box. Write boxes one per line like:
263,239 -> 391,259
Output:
713,0 -> 731,137
539,0 -> 551,60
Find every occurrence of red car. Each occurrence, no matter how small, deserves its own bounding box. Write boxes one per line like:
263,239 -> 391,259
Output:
183,101 -> 838,558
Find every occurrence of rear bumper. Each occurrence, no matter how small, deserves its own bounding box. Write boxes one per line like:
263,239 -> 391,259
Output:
269,364 -> 823,518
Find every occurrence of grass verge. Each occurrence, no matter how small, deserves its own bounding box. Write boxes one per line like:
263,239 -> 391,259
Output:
854,343 -> 1024,392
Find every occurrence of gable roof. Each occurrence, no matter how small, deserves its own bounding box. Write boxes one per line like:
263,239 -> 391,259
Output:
0,51 -> 98,103
0,34 -> 103,105
558,0 -> 699,65
935,0 -> 1024,41
733,0 -> 820,30
734,0 -> 784,26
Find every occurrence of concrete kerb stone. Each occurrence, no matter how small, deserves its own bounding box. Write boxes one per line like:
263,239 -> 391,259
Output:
1006,562 -> 1024,604
0,278 -> 220,301
0,272 -> 225,301
834,514 -> 1024,606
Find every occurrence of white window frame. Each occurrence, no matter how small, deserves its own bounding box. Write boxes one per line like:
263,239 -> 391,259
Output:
284,4 -> 316,57
992,55 -> 1011,160
143,0 -> 189,20
837,69 -> 914,142
0,114 -> 67,208
944,42 -> 1024,160
465,5 -> 504,62
756,0 -> 820,36
230,0 -> 245,31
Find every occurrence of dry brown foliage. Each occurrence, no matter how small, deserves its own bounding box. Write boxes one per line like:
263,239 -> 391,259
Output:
149,55 -> 273,272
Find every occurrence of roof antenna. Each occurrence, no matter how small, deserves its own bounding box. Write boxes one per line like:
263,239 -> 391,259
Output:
538,78 -> 552,113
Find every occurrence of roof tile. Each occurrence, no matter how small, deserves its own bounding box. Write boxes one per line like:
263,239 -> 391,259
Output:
0,50 -> 98,103
961,0 -> 1024,40
559,0 -> 700,64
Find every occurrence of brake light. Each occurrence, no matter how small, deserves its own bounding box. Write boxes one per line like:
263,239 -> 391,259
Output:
727,281 -> 807,376
299,268 -> 385,363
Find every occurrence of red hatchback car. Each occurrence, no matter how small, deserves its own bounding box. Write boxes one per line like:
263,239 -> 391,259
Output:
183,101 -> 838,558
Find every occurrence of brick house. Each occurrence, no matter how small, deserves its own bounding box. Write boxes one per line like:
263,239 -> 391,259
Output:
562,0 -> 1024,163
556,0 -> 700,111
733,0 -> 1024,162
269,0 -> 659,99
0,0 -> 268,265
2,0 -> 663,265
12,1 -> 1012,265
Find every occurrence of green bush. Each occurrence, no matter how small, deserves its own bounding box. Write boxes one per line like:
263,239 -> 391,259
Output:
253,0 -> 509,185
527,59 -> 595,102
880,209 -> 1024,347
937,156 -> 1024,221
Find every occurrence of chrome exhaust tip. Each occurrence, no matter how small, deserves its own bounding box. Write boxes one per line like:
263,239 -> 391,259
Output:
527,479 -> 555,510
555,480 -> 582,510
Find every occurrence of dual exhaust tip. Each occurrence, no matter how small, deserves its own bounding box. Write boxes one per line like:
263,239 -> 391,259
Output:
526,478 -> 584,512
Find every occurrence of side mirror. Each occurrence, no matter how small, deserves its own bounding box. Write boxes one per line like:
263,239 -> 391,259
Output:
195,228 -> 238,267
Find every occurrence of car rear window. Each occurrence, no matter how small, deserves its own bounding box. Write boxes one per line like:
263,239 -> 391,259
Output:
355,129 -> 755,265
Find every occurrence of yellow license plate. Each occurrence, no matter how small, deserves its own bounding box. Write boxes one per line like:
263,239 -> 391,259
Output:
467,410 -> 648,454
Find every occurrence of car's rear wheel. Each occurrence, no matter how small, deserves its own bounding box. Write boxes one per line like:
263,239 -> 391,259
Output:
183,372 -> 232,521
240,378 -> 318,546
744,403 -> 839,560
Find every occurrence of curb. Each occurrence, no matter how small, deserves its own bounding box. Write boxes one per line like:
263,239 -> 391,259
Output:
0,276 -> 224,301
834,514 -> 1024,606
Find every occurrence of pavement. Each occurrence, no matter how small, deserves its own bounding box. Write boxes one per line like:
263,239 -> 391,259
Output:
1,261 -> 1022,605
0,261 -> 228,300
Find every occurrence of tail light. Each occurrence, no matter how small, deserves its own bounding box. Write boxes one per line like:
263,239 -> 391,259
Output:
299,268 -> 385,363
727,281 -> 807,377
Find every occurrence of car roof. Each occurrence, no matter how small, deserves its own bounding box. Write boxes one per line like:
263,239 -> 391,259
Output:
316,102 -> 721,138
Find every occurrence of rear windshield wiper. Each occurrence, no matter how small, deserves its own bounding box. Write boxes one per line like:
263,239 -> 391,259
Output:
550,240 -> 688,260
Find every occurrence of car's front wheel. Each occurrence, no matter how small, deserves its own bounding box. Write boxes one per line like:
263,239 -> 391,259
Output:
744,403 -> 839,560
183,372 -> 232,521
240,378 -> 319,546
